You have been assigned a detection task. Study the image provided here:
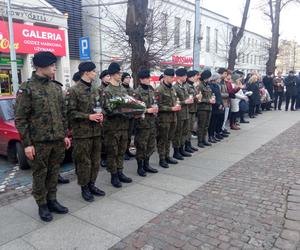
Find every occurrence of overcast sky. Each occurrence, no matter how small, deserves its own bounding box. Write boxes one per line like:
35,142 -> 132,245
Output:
202,0 -> 300,42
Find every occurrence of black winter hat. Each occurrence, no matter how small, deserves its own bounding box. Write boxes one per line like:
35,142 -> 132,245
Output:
138,69 -> 150,79
108,62 -> 121,75
78,62 -> 96,72
99,69 -> 109,79
200,70 -> 212,81
164,68 -> 175,77
121,72 -> 131,82
72,72 -> 81,82
32,51 -> 57,68
187,70 -> 197,78
175,68 -> 187,77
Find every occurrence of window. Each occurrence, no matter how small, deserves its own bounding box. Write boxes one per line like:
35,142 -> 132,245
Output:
206,26 -> 210,52
250,55 -> 253,64
252,38 -> 254,47
161,13 -> 168,45
248,38 -> 251,45
174,17 -> 181,47
254,55 -> 257,64
215,28 -> 218,53
243,36 -> 246,45
242,53 -> 245,63
186,20 -> 191,49
246,54 -> 249,63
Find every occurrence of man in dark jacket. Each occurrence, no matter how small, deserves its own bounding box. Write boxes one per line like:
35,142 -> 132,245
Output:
296,72 -> 300,109
285,70 -> 298,111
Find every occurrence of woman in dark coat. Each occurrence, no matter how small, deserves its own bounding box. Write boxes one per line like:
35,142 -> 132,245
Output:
247,75 -> 261,118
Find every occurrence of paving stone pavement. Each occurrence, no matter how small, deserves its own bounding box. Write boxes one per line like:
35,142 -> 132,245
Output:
111,121 -> 300,250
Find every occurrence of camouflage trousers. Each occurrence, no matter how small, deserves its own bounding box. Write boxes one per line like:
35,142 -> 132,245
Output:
157,121 -> 177,160
187,113 -> 196,141
135,127 -> 156,161
28,140 -> 65,206
127,119 -> 135,148
104,129 -> 128,174
73,137 -> 101,186
197,110 -> 212,142
173,118 -> 189,148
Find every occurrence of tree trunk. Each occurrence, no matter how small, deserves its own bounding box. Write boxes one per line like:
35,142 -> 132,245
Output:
266,0 -> 281,74
126,0 -> 149,87
227,0 -> 251,71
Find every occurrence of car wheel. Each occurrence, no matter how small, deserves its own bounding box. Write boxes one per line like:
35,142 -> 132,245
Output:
16,142 -> 30,170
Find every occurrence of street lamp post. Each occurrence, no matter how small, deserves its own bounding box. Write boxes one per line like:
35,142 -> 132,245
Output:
193,0 -> 201,71
6,0 -> 19,94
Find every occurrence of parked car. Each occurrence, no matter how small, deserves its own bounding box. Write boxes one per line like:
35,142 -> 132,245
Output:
0,95 -> 72,170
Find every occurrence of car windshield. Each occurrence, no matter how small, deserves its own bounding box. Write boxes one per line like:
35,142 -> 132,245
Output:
0,99 -> 15,121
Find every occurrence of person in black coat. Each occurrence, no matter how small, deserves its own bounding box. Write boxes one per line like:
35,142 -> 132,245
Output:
262,72 -> 274,110
208,74 -> 224,143
285,70 -> 298,111
296,72 -> 300,109
247,75 -> 261,118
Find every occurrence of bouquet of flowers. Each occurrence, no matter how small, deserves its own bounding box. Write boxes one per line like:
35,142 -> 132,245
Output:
106,95 -> 146,118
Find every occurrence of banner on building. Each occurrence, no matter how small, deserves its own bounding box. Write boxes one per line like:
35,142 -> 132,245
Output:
0,21 -> 66,56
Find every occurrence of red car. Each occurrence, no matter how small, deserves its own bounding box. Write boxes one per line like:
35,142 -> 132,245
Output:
0,95 -> 72,169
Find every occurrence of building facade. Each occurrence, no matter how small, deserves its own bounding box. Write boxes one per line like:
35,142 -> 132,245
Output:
0,0 -> 71,94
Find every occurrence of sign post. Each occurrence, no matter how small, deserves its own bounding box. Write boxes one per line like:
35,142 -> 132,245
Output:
79,37 -> 91,60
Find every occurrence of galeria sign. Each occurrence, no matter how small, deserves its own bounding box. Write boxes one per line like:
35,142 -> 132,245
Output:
0,21 -> 66,56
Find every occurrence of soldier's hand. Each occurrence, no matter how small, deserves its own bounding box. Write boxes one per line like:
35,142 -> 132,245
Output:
25,146 -> 35,161
171,105 -> 181,111
89,113 -> 102,123
184,98 -> 194,104
147,107 -> 158,114
64,137 -> 71,150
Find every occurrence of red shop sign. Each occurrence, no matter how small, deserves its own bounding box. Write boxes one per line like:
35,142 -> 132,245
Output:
0,21 -> 66,56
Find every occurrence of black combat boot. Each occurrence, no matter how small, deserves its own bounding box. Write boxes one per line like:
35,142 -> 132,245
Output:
111,173 -> 122,188
166,156 -> 178,164
185,141 -> 195,153
81,185 -> 94,202
144,158 -> 158,173
179,146 -> 192,157
58,174 -> 70,184
198,142 -> 205,148
159,159 -> 169,168
38,204 -> 53,222
47,200 -> 69,214
173,148 -> 184,160
188,141 -> 198,151
117,170 -> 133,183
88,182 -> 106,196
137,160 -> 147,177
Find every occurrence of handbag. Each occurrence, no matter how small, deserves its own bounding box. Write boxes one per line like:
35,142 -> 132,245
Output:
239,99 -> 249,112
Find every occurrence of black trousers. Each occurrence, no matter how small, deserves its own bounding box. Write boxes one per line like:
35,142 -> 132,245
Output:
274,91 -> 283,110
285,93 -> 296,111
230,112 -> 238,125
296,93 -> 300,109
208,113 -> 224,137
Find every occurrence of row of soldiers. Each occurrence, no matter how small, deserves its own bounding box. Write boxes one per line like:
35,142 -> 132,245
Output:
15,51 -> 219,222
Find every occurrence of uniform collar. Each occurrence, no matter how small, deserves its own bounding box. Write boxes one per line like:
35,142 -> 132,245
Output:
122,83 -> 130,89
163,81 -> 172,89
140,84 -> 149,90
80,78 -> 92,87
31,71 -> 50,84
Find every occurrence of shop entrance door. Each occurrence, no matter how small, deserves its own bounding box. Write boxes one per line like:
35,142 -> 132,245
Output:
0,69 -> 21,95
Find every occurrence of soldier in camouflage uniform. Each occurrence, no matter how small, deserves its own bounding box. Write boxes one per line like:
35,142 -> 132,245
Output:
102,62 -> 133,188
15,52 -> 70,222
185,70 -> 200,153
156,68 -> 181,168
196,70 -> 215,148
133,69 -> 158,177
68,62 -> 105,202
99,70 -> 110,168
172,68 -> 194,160
121,72 -> 135,160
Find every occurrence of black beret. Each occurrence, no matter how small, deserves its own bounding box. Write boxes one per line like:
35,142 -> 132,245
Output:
32,51 -> 57,68
164,68 -> 175,77
78,62 -> 96,72
159,74 -> 164,81
200,70 -> 212,81
99,69 -> 109,79
108,62 -> 121,75
138,69 -> 150,79
175,68 -> 187,77
121,72 -> 131,82
187,70 -> 197,78
72,72 -> 81,82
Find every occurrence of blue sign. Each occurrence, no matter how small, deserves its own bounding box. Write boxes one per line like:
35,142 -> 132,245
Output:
79,37 -> 91,60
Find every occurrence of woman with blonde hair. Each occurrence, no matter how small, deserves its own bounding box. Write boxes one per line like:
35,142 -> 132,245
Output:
247,74 -> 261,118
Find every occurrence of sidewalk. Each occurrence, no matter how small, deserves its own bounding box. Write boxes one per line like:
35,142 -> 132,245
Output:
0,111 -> 300,250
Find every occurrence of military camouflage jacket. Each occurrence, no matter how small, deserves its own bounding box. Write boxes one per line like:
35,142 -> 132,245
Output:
196,81 -> 212,111
173,81 -> 190,120
186,80 -> 198,113
122,84 -> 134,96
155,82 -> 177,123
133,84 -> 157,129
102,83 -> 129,131
15,72 -> 67,147
67,79 -> 102,139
